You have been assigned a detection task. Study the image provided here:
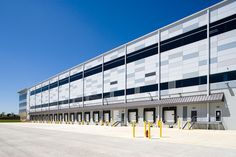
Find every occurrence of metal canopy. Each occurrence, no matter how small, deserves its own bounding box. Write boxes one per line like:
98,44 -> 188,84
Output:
30,93 -> 224,115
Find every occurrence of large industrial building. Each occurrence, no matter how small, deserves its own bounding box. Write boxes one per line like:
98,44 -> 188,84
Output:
18,0 -> 236,129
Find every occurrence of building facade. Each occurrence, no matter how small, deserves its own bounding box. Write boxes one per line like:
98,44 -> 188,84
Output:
18,89 -> 28,121
19,0 -> 236,129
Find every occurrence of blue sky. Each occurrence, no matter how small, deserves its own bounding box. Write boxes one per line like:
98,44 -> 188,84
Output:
0,0 -> 221,113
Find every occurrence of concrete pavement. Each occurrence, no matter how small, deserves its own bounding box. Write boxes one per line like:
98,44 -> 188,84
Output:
0,123 -> 235,157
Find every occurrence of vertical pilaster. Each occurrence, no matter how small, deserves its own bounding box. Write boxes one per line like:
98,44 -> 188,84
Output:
57,75 -> 60,112
124,45 -> 127,103
102,55 -> 104,105
82,63 -> 85,108
68,71 -> 71,109
158,29 -> 161,100
207,9 -> 210,96
48,80 -> 50,114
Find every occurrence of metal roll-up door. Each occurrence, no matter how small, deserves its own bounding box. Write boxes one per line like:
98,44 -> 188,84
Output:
104,113 -> 109,122
54,114 -> 57,121
59,114 -> 63,121
94,113 -> 99,122
71,114 -> 74,122
85,113 -> 90,122
65,114 -> 68,122
129,112 -> 136,122
164,110 -> 175,123
145,111 -> 154,123
78,113 -> 82,122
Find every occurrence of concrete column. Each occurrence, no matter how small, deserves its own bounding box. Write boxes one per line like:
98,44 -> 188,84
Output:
90,111 -> 93,124
158,105 -> 160,121
82,111 -> 84,122
124,108 -> 128,126
110,110 -> 113,123
156,107 -> 159,122
207,102 -> 210,129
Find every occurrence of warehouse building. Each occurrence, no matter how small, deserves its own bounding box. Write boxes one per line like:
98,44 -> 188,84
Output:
19,0 -> 236,129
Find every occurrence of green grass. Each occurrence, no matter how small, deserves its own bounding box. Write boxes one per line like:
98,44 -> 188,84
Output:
0,120 -> 21,123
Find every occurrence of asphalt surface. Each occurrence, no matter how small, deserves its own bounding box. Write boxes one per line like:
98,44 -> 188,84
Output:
0,123 -> 235,157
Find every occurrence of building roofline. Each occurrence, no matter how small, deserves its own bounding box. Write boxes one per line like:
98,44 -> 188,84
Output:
17,88 -> 28,94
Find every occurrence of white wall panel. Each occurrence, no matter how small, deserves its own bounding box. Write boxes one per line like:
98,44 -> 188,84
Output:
127,32 -> 158,54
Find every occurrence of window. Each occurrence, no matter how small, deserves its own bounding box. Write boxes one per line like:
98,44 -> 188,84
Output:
42,85 -> 49,92
145,72 -> 156,77
127,44 -> 158,63
50,82 -> 58,89
104,56 -> 125,71
59,77 -> 69,86
183,106 -> 187,121
135,87 -> 140,94
84,64 -> 102,77
168,81 -> 176,89
70,72 -> 83,82
110,81 -> 118,85
19,93 -> 27,101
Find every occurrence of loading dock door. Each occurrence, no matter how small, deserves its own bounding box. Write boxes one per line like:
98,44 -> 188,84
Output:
85,113 -> 90,122
145,111 -> 154,123
129,112 -> 137,123
54,114 -> 57,121
113,110 -> 120,122
164,110 -> 175,123
94,113 -> 99,122
59,114 -> 63,122
64,114 -> 68,122
70,114 -> 74,122
104,113 -> 109,122
78,114 -> 82,122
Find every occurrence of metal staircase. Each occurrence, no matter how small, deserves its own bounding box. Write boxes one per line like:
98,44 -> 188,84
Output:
182,116 -> 197,130
111,121 -> 121,127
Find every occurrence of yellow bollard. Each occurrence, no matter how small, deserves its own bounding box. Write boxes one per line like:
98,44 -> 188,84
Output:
132,122 -> 135,138
148,122 -> 151,139
157,120 -> 161,127
100,120 -> 104,126
82,121 -> 84,125
144,121 -> 147,137
178,118 -> 181,129
160,121 -> 162,138
188,121 -> 191,130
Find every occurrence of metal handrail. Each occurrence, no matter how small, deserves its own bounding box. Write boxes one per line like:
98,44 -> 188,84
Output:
182,116 -> 197,129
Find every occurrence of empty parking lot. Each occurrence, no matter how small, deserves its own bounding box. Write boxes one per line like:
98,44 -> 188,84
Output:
0,123 -> 235,157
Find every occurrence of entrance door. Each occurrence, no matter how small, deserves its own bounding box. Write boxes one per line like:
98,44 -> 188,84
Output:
216,110 -> 222,122
191,110 -> 197,122
164,110 -> 175,123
